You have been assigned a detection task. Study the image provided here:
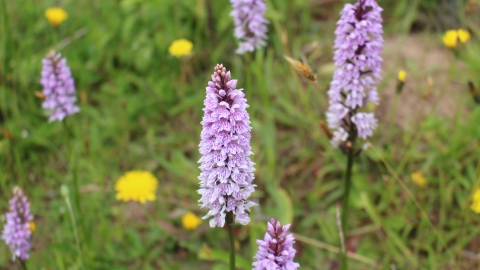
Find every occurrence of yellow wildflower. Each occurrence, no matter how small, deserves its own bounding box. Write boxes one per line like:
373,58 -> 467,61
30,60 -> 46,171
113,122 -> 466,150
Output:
443,30 -> 458,48
457,29 -> 471,43
443,29 -> 470,49
398,70 -> 406,82
115,171 -> 158,204
182,212 -> 202,230
168,39 -> 193,57
45,7 -> 68,27
29,221 -> 36,232
471,190 -> 480,213
411,171 -> 427,187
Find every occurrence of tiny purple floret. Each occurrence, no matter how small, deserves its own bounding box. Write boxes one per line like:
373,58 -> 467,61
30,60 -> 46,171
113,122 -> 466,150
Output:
230,0 -> 269,54
198,64 -> 256,228
253,218 -> 300,270
1,187 -> 33,261
40,51 -> 79,122
326,0 -> 383,147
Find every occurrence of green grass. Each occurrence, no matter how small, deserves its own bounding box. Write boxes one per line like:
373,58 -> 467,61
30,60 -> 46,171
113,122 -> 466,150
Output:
1,0 -> 480,269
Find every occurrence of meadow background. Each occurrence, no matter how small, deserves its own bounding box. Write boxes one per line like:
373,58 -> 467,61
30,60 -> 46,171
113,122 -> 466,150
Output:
2,0 -> 480,269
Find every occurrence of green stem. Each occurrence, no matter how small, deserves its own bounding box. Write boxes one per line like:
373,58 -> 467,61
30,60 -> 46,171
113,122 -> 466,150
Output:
227,212 -> 236,270
340,135 -> 355,270
53,26 -> 59,48
387,93 -> 399,146
62,121 -> 88,250
19,260 -> 28,270
61,185 -> 85,269
140,203 -> 158,225
63,121 -> 81,216
12,143 -> 26,187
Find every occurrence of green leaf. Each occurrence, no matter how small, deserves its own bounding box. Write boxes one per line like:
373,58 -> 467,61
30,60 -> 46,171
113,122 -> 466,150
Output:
134,46 -> 153,72
267,185 -> 293,225
360,192 -> 417,266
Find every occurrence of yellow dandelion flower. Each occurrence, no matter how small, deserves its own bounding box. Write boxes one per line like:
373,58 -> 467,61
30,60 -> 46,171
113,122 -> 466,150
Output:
411,171 -> 427,187
29,221 -> 36,232
168,39 -> 193,57
443,30 -> 458,48
182,212 -> 202,230
443,29 -> 470,49
398,70 -> 406,82
471,190 -> 480,213
45,7 -> 68,27
115,171 -> 158,204
457,29 -> 471,43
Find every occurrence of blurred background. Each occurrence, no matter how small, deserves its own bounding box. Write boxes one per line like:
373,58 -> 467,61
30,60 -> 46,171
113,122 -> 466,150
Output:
2,0 -> 480,269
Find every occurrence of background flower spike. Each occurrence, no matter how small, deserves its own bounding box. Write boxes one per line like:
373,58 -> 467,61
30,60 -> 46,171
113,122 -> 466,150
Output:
40,51 -> 79,122
1,187 -> 33,261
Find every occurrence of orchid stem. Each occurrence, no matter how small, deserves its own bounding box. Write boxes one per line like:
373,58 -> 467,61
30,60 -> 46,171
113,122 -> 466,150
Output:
227,212 -> 236,270
61,185 -> 85,269
19,260 -> 28,270
340,136 -> 355,270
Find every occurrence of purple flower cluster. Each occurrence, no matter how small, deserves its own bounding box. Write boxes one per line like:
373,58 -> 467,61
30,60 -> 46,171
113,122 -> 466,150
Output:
253,218 -> 300,270
198,64 -> 256,228
40,51 -> 79,122
230,0 -> 268,54
326,0 -> 383,147
1,187 -> 33,261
